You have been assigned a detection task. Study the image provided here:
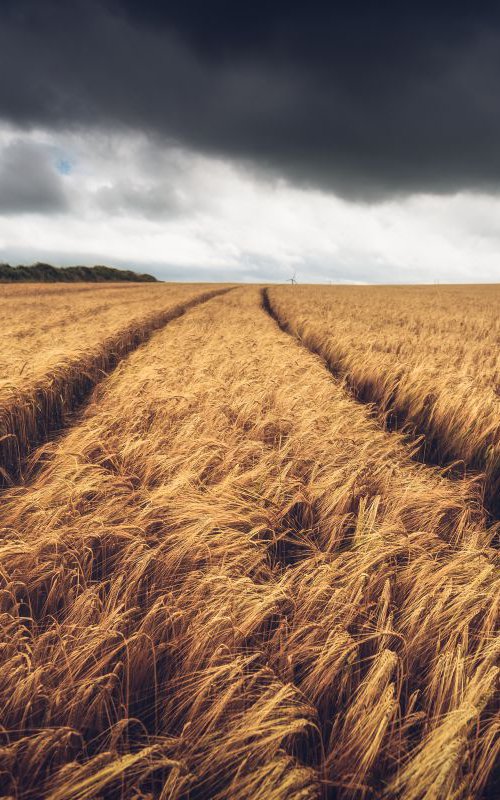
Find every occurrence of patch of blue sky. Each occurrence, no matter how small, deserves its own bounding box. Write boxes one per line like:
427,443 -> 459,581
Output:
56,158 -> 72,175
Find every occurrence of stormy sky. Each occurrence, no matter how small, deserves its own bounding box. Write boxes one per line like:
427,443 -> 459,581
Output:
1,1 -> 500,282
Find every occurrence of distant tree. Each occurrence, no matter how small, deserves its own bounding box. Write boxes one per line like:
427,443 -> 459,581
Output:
0,263 -> 158,283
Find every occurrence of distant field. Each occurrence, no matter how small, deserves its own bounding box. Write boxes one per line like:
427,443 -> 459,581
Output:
0,283 -> 212,393
0,282 -> 227,485
0,284 -> 498,800
267,284 -> 500,515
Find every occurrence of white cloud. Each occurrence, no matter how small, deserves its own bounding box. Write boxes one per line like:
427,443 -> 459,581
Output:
0,124 -> 499,283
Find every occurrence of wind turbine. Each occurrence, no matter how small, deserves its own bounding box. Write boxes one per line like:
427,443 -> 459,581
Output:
287,271 -> 297,285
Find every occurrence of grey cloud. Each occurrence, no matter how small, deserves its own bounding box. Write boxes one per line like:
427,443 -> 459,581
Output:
2,2 -> 500,198
0,139 -> 68,214
95,179 -> 186,218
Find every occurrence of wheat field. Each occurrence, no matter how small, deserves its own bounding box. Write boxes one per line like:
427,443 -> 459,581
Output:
266,285 -> 500,517
0,283 -> 498,799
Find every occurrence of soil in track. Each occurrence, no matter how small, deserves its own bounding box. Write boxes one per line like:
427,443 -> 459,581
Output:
0,288 -> 498,799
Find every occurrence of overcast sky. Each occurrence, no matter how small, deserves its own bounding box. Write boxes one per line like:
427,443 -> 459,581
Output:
1,1 -> 500,283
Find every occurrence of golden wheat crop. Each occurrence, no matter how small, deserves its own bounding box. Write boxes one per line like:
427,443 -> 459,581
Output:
0,282 -> 213,393
0,285 -> 498,799
267,284 -> 500,517
0,282 -> 228,486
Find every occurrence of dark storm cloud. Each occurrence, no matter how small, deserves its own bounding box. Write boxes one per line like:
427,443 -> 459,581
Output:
2,1 -> 500,197
0,139 -> 68,213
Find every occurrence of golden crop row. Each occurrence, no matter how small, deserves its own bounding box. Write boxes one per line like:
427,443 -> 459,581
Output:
0,287 -> 497,799
0,284 -> 227,486
0,282 -> 212,395
267,284 -> 500,516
